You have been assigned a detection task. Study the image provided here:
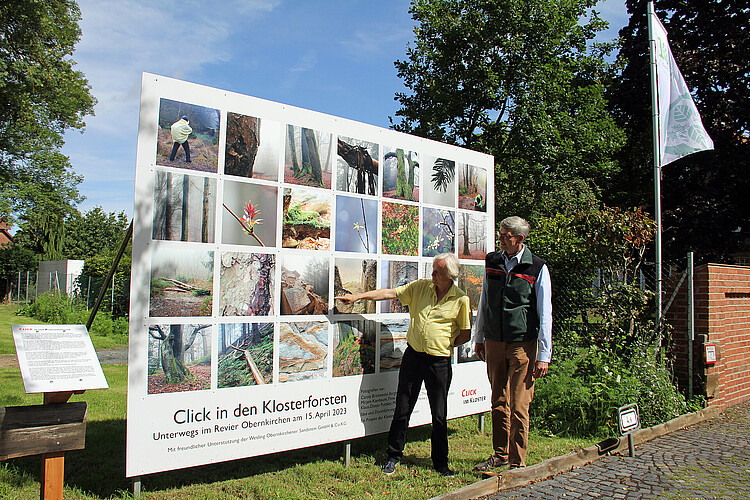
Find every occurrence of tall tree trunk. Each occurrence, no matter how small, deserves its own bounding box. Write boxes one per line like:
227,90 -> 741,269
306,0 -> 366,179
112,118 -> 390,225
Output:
361,260 -> 377,313
202,329 -> 210,359
300,127 -> 310,174
201,177 -> 210,242
396,149 -> 407,199
164,172 -> 173,240
181,174 -> 190,241
304,128 -> 324,187
288,125 -> 300,175
407,153 -> 416,201
462,213 -> 471,256
161,325 -> 188,383
153,171 -> 166,239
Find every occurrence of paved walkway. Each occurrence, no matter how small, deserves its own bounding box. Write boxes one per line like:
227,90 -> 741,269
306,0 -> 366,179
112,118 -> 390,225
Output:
484,400 -> 750,499
0,348 -> 128,369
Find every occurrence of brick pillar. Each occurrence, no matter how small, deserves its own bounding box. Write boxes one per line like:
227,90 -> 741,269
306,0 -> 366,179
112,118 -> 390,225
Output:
668,264 -> 750,410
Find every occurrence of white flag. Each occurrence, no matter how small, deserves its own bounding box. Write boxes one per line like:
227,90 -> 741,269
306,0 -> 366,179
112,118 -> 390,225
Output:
650,10 -> 713,167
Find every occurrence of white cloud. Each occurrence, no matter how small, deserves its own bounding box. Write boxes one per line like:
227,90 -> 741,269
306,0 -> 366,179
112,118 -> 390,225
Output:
63,1 -> 282,216
340,24 -> 413,59
74,0 -> 280,134
280,51 -> 319,91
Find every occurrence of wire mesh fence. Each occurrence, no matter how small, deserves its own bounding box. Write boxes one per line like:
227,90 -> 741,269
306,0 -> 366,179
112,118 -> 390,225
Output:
8,271 -> 130,316
9,258 -> 688,333
547,257 -> 688,350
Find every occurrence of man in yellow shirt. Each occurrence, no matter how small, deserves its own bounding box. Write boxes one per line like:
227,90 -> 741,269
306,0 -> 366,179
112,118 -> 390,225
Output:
336,253 -> 471,476
169,115 -> 192,162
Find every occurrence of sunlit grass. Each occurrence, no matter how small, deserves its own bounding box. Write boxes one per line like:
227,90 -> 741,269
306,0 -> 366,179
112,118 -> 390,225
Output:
0,361 -> 597,499
0,303 -> 599,499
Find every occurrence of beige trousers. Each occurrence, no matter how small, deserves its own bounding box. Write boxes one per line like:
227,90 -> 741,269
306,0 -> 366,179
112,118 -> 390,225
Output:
485,338 -> 537,466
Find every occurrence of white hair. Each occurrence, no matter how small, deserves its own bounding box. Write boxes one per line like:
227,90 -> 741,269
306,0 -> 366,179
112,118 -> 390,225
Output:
434,253 -> 460,280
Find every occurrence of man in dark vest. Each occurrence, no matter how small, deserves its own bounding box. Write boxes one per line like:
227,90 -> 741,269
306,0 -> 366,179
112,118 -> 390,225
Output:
472,216 -> 552,471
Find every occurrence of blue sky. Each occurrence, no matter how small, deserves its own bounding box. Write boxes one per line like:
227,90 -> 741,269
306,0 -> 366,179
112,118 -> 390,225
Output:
63,0 -> 629,219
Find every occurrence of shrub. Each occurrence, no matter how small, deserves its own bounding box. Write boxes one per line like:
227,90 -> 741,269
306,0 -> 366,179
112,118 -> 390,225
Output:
531,344 -> 691,437
21,292 -> 128,340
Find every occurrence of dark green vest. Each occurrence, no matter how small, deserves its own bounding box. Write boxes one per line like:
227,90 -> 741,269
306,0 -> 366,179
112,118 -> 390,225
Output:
483,249 -> 546,343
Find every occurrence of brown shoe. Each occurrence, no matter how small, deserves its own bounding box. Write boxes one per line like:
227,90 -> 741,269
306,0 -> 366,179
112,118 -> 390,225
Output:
473,455 -> 509,471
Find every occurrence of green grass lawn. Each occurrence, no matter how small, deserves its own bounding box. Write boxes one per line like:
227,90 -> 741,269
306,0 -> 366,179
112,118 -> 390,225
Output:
0,362 -> 597,499
0,303 -> 46,355
0,303 -> 599,499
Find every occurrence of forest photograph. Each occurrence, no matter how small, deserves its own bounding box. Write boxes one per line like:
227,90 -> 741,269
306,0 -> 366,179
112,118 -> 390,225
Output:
458,264 -> 484,311
381,201 -> 419,256
284,124 -> 334,188
382,147 -> 419,202
333,258 -> 376,314
221,180 -> 278,247
334,195 -> 377,254
149,247 -> 214,318
422,156 -> 456,207
332,320 -> 377,377
280,253 -> 329,315
282,187 -> 331,250
156,98 -> 220,173
218,323 -> 273,388
457,211 -> 488,260
380,260 -> 417,313
278,321 -> 329,382
147,323 -> 211,394
224,112 -> 281,181
152,170 -> 216,243
219,251 -> 275,317
379,319 -> 409,372
422,207 -> 455,257
336,136 -> 379,195
458,163 -> 487,212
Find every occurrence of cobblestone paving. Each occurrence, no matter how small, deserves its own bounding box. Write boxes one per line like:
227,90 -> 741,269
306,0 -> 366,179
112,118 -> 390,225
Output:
485,400 -> 750,499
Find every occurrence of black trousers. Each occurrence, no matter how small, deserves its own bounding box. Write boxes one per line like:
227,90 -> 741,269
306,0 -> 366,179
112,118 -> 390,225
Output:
386,345 -> 452,468
170,140 -> 191,162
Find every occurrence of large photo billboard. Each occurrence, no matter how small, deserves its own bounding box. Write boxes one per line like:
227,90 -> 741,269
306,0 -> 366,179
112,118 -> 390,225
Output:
127,73 -> 495,476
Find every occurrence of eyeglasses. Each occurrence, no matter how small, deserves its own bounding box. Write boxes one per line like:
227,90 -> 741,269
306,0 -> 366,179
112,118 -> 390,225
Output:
497,232 -> 517,240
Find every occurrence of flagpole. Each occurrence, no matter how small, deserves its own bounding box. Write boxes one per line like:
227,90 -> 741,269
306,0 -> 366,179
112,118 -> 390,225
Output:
647,1 -> 663,333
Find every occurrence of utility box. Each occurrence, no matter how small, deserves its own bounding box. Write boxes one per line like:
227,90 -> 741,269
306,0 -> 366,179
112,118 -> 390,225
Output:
37,260 -> 85,295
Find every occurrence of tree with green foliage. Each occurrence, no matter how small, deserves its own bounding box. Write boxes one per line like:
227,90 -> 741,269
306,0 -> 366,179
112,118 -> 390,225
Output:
0,243 -> 38,300
0,0 -> 96,251
392,0 -> 624,222
608,0 -> 749,263
61,207 -> 129,260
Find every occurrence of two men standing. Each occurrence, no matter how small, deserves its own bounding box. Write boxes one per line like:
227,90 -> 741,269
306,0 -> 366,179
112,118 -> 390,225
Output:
474,216 -> 552,471
338,216 -> 551,475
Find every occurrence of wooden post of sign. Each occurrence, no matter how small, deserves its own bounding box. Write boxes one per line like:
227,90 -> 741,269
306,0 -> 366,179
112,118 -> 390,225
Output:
40,391 -> 75,500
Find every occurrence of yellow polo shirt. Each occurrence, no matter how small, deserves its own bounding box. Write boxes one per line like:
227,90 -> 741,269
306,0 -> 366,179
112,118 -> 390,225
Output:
395,279 -> 471,357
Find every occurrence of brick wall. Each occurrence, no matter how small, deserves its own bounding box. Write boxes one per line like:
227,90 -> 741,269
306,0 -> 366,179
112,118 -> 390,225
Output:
666,264 -> 750,409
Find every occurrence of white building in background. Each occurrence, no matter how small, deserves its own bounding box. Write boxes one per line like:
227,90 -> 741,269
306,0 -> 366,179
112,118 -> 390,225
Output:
37,260 -> 85,295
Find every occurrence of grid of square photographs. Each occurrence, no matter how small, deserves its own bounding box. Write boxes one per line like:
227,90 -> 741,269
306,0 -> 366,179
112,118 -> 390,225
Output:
141,93 -> 493,396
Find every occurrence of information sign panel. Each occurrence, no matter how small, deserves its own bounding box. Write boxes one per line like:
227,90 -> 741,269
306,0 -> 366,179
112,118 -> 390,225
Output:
12,324 -> 109,393
127,73 -> 494,476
